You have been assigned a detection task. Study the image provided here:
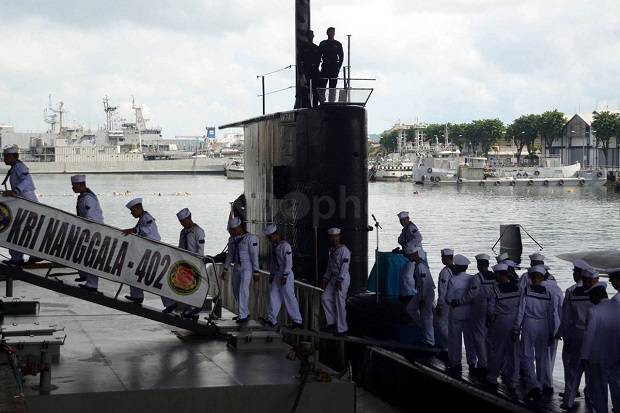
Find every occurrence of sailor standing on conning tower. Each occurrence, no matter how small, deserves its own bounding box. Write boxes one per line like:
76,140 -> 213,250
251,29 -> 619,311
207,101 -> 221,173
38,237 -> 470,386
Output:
122,198 -> 161,304
395,211 -> 423,253
71,175 -> 104,291
2,146 -> 38,266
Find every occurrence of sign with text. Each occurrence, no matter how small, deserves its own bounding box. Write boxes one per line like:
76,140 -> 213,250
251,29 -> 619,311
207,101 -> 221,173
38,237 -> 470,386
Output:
0,197 -> 209,307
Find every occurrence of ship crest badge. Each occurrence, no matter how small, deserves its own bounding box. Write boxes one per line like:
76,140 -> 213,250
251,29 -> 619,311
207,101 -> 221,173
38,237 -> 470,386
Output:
167,260 -> 201,295
0,203 -> 12,233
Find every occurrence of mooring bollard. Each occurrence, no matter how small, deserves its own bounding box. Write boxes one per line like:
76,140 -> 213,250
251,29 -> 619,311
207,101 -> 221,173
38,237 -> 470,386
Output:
35,346 -> 55,395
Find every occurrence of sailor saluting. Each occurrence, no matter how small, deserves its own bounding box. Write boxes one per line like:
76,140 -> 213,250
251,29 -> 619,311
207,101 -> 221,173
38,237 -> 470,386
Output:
394,211 -> 423,253
2,146 -> 38,266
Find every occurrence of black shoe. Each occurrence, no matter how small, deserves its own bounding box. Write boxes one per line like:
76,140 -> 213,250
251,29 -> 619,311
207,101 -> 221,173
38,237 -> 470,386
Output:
483,381 -> 499,392
124,295 -> 143,304
235,317 -> 249,324
182,308 -> 201,318
542,386 -> 554,396
232,315 -> 240,321
448,365 -> 462,375
78,284 -> 98,292
525,388 -> 542,401
334,330 -> 348,337
26,257 -> 44,264
289,322 -> 303,330
75,277 -> 87,282
2,259 -> 24,266
263,320 -> 276,328
162,303 -> 177,314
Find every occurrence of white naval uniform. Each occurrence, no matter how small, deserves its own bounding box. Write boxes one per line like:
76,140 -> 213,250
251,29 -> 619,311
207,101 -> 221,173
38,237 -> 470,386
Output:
398,222 -> 423,251
469,270 -> 496,369
405,260 -> 435,345
267,240 -> 302,325
560,283 -> 592,407
320,244 -> 351,333
162,223 -> 206,308
514,285 -> 558,392
581,294 -> 620,413
486,281 -> 521,386
129,211 -> 161,300
76,189 -> 104,289
224,233 -> 259,319
435,265 -> 454,350
542,275 -> 563,389
399,260 -> 416,300
445,271 -> 478,368
4,161 -> 38,261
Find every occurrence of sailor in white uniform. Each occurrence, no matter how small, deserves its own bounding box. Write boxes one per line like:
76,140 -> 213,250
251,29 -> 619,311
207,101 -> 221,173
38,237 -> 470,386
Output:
485,263 -> 521,390
320,227 -> 351,336
122,198 -> 161,304
404,246 -> 435,346
518,252 -> 546,289
71,175 -> 104,291
399,248 -> 416,303
513,265 -> 558,400
559,259 -> 594,409
445,254 -> 477,372
222,217 -> 259,323
469,253 -> 495,373
263,224 -> 303,329
581,280 -> 620,413
2,146 -> 38,265
161,208 -> 206,317
541,264 -> 563,394
395,211 -> 423,252
435,248 -> 454,352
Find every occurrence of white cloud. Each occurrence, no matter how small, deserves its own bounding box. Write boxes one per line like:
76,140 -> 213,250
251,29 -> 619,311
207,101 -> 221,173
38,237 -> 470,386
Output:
0,0 -> 619,135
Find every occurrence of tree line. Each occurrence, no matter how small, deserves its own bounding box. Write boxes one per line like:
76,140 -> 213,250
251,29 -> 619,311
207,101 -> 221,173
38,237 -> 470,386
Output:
379,110 -> 620,163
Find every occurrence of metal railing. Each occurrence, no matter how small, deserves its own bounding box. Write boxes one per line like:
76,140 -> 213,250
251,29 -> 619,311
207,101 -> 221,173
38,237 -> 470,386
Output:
208,264 -> 324,330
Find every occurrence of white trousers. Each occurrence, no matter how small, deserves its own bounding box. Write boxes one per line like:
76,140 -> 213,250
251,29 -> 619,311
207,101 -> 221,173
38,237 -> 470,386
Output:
448,314 -> 476,368
546,338 -> 559,388
486,314 -> 519,386
321,275 -> 350,333
268,274 -> 302,325
232,267 -> 252,319
562,329 -> 587,407
406,291 -> 435,345
520,317 -> 551,392
470,303 -> 488,368
587,362 -> 620,413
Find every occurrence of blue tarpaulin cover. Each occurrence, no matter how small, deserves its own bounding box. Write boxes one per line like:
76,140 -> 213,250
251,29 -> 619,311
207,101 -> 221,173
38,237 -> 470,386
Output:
368,252 -> 408,296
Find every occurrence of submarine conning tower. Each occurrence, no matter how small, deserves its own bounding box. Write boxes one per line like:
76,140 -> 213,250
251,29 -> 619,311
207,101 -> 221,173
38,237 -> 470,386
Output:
219,0 -> 370,294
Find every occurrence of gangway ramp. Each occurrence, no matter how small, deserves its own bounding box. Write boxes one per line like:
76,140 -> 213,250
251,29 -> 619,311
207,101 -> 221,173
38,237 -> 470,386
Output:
0,263 -> 218,336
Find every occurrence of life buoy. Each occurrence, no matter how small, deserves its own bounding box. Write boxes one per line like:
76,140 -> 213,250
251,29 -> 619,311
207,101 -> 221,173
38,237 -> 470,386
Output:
510,181 -> 516,186
479,181 -> 485,186
523,172 -> 529,177
528,179 -> 534,186
543,180 -> 549,186
435,176 -> 441,182
534,170 -> 540,176
494,181 -> 501,186
579,179 -> 585,186
597,171 -> 603,177
516,173 -> 522,177
457,178 -> 463,184
558,179 -> 564,186
430,176 -> 436,182
427,168 -> 433,173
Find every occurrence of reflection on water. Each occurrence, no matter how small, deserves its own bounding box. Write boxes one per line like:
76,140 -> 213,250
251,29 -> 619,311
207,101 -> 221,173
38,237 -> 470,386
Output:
10,175 -> 620,294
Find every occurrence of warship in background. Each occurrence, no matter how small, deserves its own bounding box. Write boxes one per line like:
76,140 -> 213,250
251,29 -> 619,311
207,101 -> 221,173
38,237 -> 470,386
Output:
0,97 -> 232,175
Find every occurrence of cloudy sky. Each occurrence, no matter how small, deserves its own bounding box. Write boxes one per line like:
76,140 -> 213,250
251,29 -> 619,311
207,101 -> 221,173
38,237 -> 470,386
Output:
1,0 -> 619,135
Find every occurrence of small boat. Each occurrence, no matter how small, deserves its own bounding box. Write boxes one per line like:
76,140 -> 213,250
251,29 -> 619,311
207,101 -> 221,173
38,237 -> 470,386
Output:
225,159 -> 244,179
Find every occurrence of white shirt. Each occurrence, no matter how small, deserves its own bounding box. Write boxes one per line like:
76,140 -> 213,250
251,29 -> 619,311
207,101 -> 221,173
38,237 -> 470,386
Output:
581,299 -> 620,364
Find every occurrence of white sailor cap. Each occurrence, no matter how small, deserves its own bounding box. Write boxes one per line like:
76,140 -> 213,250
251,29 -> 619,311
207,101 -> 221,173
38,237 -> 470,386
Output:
581,267 -> 599,279
2,146 -> 18,155
263,224 -> 277,236
397,211 -> 409,219
585,281 -> 607,294
327,227 -> 341,235
441,248 -> 454,256
453,254 -> 470,266
529,252 -> 545,262
176,208 -> 191,220
228,216 -> 242,229
125,198 -> 143,209
573,259 -> 592,271
528,265 -> 546,275
504,259 -> 517,268
493,263 -> 508,272
496,252 -> 509,263
475,253 -> 490,261
70,174 -> 86,184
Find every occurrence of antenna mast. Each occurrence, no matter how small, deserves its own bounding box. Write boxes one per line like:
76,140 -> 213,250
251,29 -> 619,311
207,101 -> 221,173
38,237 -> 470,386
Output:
132,95 -> 144,151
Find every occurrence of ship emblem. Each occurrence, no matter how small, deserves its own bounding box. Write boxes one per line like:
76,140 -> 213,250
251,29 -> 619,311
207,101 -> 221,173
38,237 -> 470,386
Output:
167,260 -> 201,295
0,203 -> 12,233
